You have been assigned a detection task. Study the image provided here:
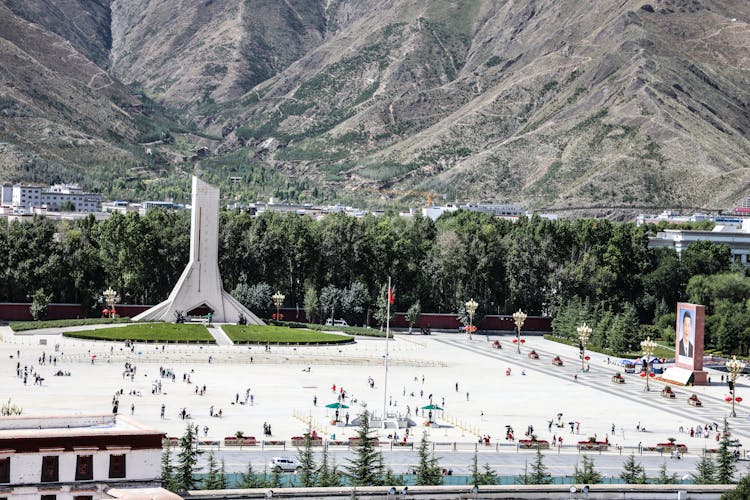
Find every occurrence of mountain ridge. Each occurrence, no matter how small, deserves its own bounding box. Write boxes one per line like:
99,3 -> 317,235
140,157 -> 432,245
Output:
0,0 -> 748,211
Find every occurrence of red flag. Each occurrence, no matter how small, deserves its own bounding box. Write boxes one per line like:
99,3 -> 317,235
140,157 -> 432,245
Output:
388,287 -> 394,305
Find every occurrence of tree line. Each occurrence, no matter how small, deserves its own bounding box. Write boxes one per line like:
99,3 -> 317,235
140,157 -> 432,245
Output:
2,209 -> 747,351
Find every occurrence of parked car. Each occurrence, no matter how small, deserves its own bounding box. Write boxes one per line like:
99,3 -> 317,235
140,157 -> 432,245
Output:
324,318 -> 349,327
269,456 -> 301,472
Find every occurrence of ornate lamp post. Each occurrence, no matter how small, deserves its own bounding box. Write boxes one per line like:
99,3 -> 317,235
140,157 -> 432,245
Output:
512,309 -> 527,354
103,287 -> 120,319
272,291 -> 285,322
577,323 -> 592,372
465,299 -> 478,340
640,337 -> 657,392
727,356 -> 746,418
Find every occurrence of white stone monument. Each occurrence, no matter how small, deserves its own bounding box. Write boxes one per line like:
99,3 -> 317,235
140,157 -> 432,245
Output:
133,176 -> 263,324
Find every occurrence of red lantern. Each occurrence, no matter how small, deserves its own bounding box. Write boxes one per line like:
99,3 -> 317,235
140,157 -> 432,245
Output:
584,355 -> 591,361
649,372 -> 655,378
736,397 -> 743,403
726,396 -> 733,402
640,372 -> 646,378
512,339 -> 518,343
103,308 -> 109,316
520,339 -> 526,344
272,313 -> 277,320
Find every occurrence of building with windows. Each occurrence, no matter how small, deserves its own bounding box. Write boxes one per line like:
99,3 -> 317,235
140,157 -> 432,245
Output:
0,414 -> 164,500
0,184 -> 102,213
648,219 -> 750,266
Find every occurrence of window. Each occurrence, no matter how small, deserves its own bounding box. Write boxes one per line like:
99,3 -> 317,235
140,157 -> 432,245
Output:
0,457 -> 8,483
109,454 -> 126,478
74,496 -> 93,500
41,455 -> 59,482
75,455 -> 93,481
41,496 -> 56,500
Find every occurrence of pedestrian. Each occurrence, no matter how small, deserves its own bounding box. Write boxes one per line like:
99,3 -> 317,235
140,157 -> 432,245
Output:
313,396 -> 317,406
345,412 -> 350,425
466,392 -> 470,401
131,403 -> 135,415
455,382 -> 459,392
611,423 -> 615,434
160,404 -> 165,419
250,394 -> 254,405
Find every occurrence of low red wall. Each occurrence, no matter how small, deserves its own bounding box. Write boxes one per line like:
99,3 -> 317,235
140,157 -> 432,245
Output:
278,308 -> 551,332
0,303 -> 152,321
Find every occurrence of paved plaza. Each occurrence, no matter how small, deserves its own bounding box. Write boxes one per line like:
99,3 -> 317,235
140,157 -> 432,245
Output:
2,324 -> 749,475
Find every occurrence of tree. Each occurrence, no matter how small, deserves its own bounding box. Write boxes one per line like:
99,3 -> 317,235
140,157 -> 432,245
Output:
237,461 -> 267,488
722,473 -> 750,499
60,200 -> 76,212
320,285 -> 344,322
655,462 -> 678,484
620,454 -> 647,484
30,288 -> 52,321
415,432 -> 442,485
572,455 -> 602,484
304,286 -> 320,323
717,418 -> 738,484
232,280 -> 273,317
204,452 -> 224,489
297,428 -> 317,487
471,451 -> 497,485
341,282 -> 369,326
317,445 -> 341,487
692,455 -> 717,484
527,448 -> 552,485
174,423 -> 202,491
344,410 -> 384,486
406,301 -> 421,334
161,441 -> 176,491
269,465 -> 282,488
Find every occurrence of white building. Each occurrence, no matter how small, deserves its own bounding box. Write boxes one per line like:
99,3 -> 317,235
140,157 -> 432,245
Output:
0,414 -> 165,499
649,219 -> 750,266
2,184 -> 102,213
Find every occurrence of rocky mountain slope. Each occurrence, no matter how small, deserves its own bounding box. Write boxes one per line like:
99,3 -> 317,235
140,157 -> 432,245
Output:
1,0 -> 749,211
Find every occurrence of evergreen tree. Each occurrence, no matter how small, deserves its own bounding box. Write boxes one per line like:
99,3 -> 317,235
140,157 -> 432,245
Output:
620,454 -> 647,484
527,448 -> 552,485
297,428 -> 317,487
406,301 -> 421,333
655,462 -> 678,484
238,461 -> 267,488
470,452 -> 481,486
693,455 -> 717,484
344,410 -> 383,486
203,452 -> 222,489
414,432 -> 442,485
269,466 -> 282,488
572,455 -> 602,484
479,464 -> 498,485
717,418 -> 738,484
161,441 -> 176,491
219,460 -> 228,489
722,473 -> 750,499
317,446 -> 341,487
174,423 -> 202,491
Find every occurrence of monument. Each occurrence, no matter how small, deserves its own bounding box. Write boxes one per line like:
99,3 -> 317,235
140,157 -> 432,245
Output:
133,176 -> 263,325
661,302 -> 707,386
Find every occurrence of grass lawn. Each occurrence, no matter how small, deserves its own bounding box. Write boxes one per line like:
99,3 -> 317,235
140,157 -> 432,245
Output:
63,323 -> 214,343
222,324 -> 352,344
10,317 -> 134,332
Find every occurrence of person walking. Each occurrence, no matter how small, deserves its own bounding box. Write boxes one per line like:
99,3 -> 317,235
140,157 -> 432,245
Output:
160,404 -> 165,419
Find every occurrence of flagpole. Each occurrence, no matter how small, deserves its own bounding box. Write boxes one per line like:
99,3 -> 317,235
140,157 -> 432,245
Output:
382,276 -> 391,429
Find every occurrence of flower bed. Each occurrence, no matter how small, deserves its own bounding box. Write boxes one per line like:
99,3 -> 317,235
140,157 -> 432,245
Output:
518,439 -> 550,449
654,443 -> 688,453
348,437 -> 381,447
577,441 -> 609,451
223,436 -> 257,446
290,436 -> 323,446
263,440 -> 285,446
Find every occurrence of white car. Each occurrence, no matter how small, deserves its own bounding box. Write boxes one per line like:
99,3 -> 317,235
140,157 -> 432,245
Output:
324,318 -> 349,327
269,456 -> 301,472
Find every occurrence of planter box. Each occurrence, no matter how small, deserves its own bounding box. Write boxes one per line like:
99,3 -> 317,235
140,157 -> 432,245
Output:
655,443 -> 688,453
661,389 -> 676,399
348,437 -> 380,447
224,437 -> 257,446
611,376 -> 625,384
577,442 -> 610,451
688,398 -> 702,407
518,440 -> 550,450
291,437 -> 323,447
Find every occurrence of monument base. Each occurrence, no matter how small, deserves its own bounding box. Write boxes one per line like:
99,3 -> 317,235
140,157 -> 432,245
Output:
660,366 -> 708,386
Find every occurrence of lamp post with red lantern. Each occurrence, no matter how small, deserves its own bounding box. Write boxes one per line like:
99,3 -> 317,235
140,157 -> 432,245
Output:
512,309 -> 527,354
577,323 -> 592,372
103,287 -> 120,319
272,291 -> 285,323
727,356 -> 746,418
465,299 -> 478,340
641,337 -> 657,392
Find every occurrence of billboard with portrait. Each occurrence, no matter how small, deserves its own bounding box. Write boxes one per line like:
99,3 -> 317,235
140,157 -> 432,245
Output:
675,303 -> 705,371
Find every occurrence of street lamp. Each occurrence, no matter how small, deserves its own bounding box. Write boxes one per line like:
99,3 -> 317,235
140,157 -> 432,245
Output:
465,299 -> 478,340
512,309 -> 527,354
272,291 -> 285,322
103,287 -> 120,318
577,323 -> 592,372
640,337 -> 657,392
727,356 -> 746,418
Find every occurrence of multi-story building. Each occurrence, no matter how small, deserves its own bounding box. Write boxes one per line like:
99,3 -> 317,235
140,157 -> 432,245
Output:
0,414 -> 165,499
0,184 -> 102,213
649,219 -> 750,266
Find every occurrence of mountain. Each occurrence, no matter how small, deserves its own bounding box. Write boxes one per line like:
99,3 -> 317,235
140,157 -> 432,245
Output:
1,0 -> 749,212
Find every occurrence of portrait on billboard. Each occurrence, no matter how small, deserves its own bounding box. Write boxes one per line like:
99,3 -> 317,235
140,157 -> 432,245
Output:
677,307 -> 695,363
